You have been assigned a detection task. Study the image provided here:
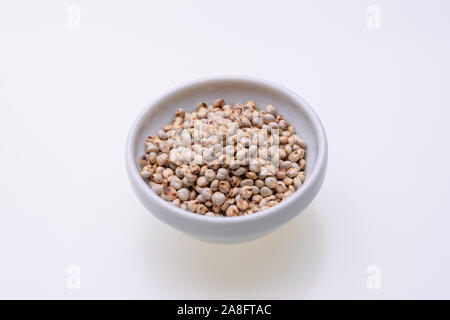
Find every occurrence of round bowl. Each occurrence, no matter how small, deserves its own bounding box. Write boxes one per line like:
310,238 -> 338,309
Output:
125,76 -> 327,244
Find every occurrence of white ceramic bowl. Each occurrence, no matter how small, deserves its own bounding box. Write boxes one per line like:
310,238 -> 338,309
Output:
125,76 -> 327,244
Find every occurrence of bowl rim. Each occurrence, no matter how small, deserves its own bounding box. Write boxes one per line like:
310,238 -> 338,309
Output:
125,75 -> 327,225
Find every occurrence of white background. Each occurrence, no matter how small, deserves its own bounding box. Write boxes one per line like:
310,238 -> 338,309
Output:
1,0 -> 449,299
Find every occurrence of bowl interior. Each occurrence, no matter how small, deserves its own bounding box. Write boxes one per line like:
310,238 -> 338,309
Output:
131,77 -> 321,194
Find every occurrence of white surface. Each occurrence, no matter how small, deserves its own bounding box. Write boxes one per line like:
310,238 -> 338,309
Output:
0,0 -> 449,299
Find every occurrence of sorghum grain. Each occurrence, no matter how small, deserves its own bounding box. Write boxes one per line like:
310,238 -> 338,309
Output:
137,99 -> 307,216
